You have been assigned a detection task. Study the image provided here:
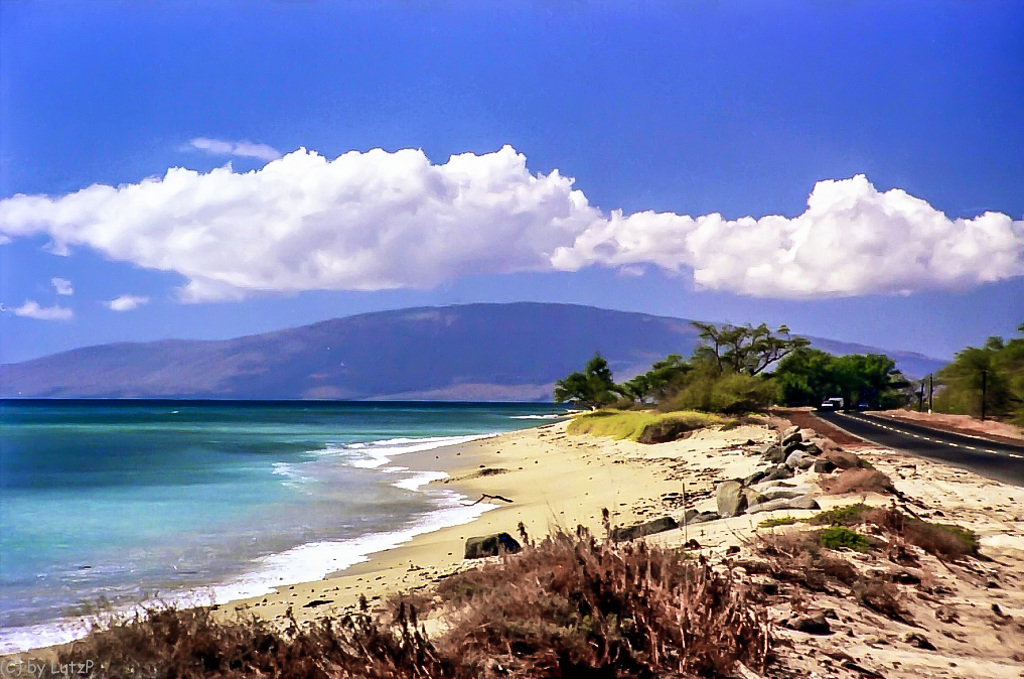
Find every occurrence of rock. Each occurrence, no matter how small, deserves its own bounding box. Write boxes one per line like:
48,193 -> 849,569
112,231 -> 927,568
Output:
781,425 -> 800,440
902,632 -> 936,650
801,429 -> 818,440
796,455 -> 816,470
813,458 -> 837,474
785,450 -> 809,469
783,440 -> 807,456
825,450 -> 864,470
464,533 -> 522,559
802,443 -> 822,456
716,481 -> 747,517
763,464 -> 794,481
762,444 -> 786,463
637,420 -> 696,444
688,511 -> 721,525
610,516 -> 678,542
791,611 -> 832,635
746,495 -> 820,514
759,485 -> 813,501
743,488 -> 767,507
744,470 -> 767,486
781,430 -> 803,446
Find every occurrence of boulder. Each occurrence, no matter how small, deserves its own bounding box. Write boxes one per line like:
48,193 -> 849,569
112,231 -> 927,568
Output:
610,516 -> 678,542
763,445 -> 787,464
813,458 -> 837,474
785,450 -> 809,469
746,495 -> 820,514
781,430 -> 803,446
781,425 -> 800,440
825,450 -> 864,470
783,440 -> 808,456
716,480 -> 748,517
743,488 -> 767,507
791,611 -> 832,635
744,470 -> 767,486
759,485 -> 814,501
685,511 -> 721,525
637,420 -> 695,444
763,464 -> 794,481
464,533 -> 522,559
802,443 -> 822,456
796,455 -> 817,470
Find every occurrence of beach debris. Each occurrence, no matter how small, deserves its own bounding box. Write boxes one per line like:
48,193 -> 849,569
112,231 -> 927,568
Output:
302,599 -> 334,608
469,493 -> 514,505
610,516 -> 678,542
464,532 -> 522,559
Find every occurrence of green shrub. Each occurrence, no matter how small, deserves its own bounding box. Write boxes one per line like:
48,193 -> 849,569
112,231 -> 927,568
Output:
819,526 -> 873,552
660,372 -> 778,415
567,410 -> 727,442
758,516 -> 798,528
809,503 -> 872,526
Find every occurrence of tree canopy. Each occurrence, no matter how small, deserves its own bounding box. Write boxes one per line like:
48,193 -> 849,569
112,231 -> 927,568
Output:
554,354 -> 621,409
691,322 -> 810,376
935,324 -> 1024,424
773,348 -> 908,408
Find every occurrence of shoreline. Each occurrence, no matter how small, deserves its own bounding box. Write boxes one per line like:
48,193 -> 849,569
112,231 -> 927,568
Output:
219,417 -> 777,628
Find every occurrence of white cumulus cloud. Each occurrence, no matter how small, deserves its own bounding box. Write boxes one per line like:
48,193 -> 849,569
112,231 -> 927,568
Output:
51,277 -> 74,295
105,295 -> 150,312
552,175 -> 1024,297
11,300 -> 73,321
187,137 -> 282,161
0,147 -> 1020,301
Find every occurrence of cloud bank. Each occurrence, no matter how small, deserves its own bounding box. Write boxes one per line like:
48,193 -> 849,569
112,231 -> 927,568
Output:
11,301 -> 73,321
187,137 -> 282,161
105,295 -> 149,312
1,146 -> 1021,301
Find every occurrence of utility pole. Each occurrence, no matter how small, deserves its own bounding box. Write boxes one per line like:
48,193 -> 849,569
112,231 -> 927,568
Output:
981,369 -> 987,421
928,374 -> 933,414
918,381 -> 925,412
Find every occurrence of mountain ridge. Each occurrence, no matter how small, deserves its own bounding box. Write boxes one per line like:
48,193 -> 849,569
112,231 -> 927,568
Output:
0,302 -> 946,401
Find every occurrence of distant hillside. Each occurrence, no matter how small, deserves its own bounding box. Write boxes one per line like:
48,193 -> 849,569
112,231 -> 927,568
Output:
0,303 -> 946,400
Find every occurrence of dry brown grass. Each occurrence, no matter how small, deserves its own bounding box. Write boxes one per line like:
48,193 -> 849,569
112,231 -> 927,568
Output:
820,468 -> 895,495
52,530 -> 772,678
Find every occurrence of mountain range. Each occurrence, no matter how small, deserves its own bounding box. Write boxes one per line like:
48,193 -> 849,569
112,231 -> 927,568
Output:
0,303 -> 946,401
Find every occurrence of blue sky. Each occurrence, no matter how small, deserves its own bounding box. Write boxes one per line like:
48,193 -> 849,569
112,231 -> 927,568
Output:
1,0 -> 1022,364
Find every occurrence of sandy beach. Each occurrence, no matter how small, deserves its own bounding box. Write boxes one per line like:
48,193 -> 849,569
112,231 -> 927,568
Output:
224,418 -> 777,626
218,413 -> 1024,679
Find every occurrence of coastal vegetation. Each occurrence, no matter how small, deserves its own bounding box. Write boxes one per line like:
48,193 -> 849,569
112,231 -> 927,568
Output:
555,320 -> 913,415
933,323 -> 1024,425
49,530 -> 771,678
566,409 -> 731,441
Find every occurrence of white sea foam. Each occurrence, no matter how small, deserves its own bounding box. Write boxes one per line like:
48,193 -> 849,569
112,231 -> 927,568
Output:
344,434 -> 495,468
508,413 -> 572,420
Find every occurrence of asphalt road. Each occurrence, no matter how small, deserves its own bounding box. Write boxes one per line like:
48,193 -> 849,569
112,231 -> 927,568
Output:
814,410 -> 1024,487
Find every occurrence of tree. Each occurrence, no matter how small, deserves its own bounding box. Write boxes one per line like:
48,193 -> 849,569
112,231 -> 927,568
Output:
772,348 -> 908,408
935,324 -> 1024,423
554,354 -> 621,409
691,322 -> 810,376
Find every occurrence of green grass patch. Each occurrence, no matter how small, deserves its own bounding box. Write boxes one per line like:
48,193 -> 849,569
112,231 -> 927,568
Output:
819,526 -> 873,552
567,410 -> 730,442
758,516 -> 798,528
809,503 -> 873,526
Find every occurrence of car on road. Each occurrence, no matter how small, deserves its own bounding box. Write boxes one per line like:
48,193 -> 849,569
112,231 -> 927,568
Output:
819,397 -> 844,411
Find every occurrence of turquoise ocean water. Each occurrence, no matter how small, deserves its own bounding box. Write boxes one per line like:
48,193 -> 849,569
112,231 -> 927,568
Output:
0,400 -> 569,653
